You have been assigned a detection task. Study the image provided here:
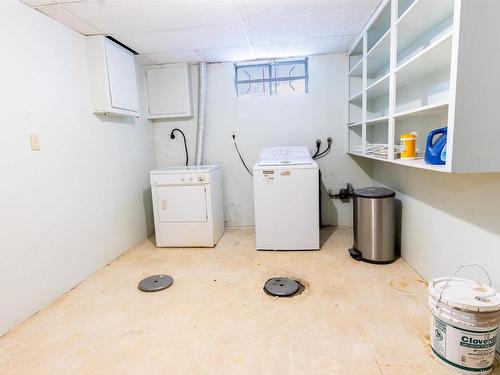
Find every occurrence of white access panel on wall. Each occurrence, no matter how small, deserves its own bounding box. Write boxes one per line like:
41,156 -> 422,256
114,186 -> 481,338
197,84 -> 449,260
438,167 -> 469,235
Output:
106,40 -> 139,112
156,185 -> 207,223
146,63 -> 193,119
86,36 -> 139,117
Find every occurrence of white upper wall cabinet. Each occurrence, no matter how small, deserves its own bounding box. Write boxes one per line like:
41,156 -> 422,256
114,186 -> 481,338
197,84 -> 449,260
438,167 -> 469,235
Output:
145,63 -> 193,119
86,36 -> 139,117
346,0 -> 500,173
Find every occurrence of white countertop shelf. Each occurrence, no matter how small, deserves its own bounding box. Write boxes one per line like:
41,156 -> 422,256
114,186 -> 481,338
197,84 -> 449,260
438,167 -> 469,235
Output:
348,152 -> 449,172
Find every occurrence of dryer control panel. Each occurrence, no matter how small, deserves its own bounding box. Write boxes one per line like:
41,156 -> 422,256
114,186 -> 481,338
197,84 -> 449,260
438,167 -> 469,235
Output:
150,173 -> 210,186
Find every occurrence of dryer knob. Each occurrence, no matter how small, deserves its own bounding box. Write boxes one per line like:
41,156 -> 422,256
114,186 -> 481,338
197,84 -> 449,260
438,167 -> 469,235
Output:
197,176 -> 204,182
179,177 -> 185,182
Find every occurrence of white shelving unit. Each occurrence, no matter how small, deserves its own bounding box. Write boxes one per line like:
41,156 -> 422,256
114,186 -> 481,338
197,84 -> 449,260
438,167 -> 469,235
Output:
346,0 -> 500,173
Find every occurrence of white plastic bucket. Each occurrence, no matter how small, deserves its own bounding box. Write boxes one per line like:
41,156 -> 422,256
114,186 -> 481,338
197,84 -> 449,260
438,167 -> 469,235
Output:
428,264 -> 500,374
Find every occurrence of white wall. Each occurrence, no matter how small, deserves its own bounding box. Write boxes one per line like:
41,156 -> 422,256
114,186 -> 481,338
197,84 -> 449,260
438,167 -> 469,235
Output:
152,65 -> 199,169
154,54 -> 373,227
369,162 -> 500,285
368,162 -> 500,352
0,2 -> 156,335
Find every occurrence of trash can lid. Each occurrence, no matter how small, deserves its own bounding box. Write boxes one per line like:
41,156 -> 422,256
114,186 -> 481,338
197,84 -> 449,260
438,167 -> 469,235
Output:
355,187 -> 395,198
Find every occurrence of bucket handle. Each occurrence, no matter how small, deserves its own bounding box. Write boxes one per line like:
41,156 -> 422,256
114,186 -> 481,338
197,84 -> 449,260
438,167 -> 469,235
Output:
435,263 -> 493,306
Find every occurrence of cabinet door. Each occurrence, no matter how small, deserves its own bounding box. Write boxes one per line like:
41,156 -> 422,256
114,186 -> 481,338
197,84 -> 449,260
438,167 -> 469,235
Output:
146,64 -> 192,118
105,40 -> 139,112
156,185 -> 207,222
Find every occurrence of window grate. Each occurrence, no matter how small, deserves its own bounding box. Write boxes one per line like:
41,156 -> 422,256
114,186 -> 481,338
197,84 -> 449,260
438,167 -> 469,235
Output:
234,58 -> 308,97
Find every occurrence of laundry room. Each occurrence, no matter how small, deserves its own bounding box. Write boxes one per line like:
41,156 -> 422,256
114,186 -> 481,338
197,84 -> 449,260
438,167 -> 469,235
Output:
1,1 -> 500,374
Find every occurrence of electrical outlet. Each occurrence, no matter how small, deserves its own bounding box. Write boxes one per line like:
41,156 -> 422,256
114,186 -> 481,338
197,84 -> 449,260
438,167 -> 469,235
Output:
29,134 -> 40,151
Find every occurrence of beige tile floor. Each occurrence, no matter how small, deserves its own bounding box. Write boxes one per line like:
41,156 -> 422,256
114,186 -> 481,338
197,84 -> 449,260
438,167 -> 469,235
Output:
0,227 -> 498,375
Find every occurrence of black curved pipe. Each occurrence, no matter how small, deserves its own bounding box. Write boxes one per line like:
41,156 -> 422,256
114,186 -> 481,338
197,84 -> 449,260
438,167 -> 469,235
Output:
170,128 -> 188,166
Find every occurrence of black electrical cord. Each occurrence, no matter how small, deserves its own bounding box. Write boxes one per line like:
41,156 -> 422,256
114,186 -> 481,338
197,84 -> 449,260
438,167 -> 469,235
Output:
314,137 -> 333,160
170,128 -> 188,166
232,134 -> 253,176
312,139 -> 321,158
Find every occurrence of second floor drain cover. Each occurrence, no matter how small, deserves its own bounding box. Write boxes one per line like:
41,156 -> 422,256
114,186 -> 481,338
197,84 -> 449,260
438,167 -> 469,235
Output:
264,277 -> 299,297
138,275 -> 173,292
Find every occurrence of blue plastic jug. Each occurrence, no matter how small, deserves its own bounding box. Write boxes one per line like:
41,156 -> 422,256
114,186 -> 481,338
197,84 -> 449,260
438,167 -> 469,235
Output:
425,127 -> 447,165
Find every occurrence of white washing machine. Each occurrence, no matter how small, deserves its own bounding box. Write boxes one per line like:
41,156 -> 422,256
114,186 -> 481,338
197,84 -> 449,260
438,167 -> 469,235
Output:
150,165 -> 224,247
253,146 -> 319,250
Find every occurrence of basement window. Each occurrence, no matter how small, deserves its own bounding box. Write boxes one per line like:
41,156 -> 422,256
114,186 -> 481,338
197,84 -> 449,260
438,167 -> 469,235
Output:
234,58 -> 308,97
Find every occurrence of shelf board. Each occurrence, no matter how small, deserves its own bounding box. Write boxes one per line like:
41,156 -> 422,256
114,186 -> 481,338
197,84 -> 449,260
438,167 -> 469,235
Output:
397,0 -> 454,56
394,101 -> 448,119
348,36 -> 363,57
391,157 -> 449,172
348,152 -> 450,172
348,91 -> 363,106
398,0 -> 416,19
367,1 -> 391,51
348,151 -> 388,161
366,73 -> 389,100
347,121 -> 363,127
348,151 -> 364,157
366,29 -> 391,77
395,33 -> 452,88
366,116 -> 388,125
349,59 -> 363,78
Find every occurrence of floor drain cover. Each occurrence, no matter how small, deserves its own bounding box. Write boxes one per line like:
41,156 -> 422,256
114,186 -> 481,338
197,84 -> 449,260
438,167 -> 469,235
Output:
138,275 -> 173,292
264,277 -> 299,297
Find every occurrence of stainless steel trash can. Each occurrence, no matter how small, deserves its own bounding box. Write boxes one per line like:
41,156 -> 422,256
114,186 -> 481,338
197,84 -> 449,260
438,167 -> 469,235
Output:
349,187 -> 396,263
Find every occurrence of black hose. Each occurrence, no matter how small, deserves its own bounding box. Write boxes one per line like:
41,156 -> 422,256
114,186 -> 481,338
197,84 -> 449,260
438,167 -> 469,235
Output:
312,139 -> 321,158
314,137 -> 333,160
170,128 -> 188,166
232,135 -> 253,176
315,144 -> 331,159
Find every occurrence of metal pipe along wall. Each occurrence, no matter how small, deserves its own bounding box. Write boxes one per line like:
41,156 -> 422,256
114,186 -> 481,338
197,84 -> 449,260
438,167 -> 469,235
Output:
194,62 -> 207,165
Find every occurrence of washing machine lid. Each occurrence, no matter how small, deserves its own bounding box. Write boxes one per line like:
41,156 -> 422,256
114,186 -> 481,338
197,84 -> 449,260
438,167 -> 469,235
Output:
150,165 -> 220,175
258,146 -> 313,166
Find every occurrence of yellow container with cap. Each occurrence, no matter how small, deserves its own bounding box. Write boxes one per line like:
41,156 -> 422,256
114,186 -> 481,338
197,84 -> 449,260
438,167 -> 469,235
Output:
400,132 -> 417,160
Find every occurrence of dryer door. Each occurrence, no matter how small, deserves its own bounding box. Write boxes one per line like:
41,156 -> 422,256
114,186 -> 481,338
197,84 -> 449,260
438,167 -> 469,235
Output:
156,185 -> 207,222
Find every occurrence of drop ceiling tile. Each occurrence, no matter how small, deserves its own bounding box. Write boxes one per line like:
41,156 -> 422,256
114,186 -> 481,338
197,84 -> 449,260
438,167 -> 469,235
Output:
114,23 -> 249,54
244,11 -> 372,44
22,0 -> 80,6
252,35 -> 354,59
143,50 -> 202,64
235,0 -> 381,20
35,4 -> 101,35
134,54 -> 157,66
196,46 -> 254,63
63,0 -> 240,34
